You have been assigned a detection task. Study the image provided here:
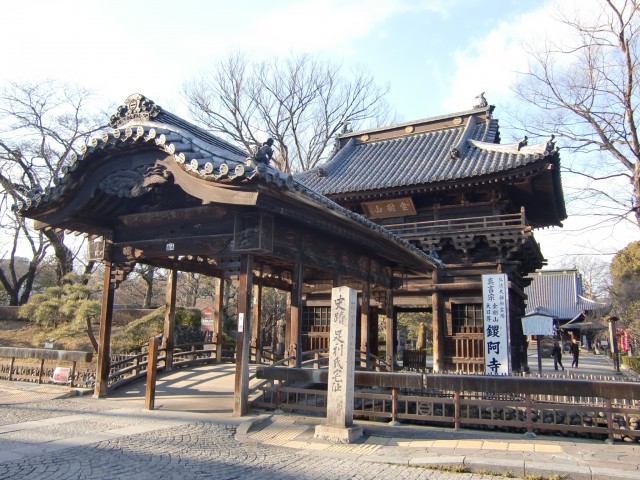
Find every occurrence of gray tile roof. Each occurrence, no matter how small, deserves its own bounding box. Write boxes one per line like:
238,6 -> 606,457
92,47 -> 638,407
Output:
295,113 -> 556,196
15,94 -> 442,272
524,270 -> 611,321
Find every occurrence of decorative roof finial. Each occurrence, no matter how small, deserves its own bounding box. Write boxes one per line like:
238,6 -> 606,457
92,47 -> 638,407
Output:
109,94 -> 161,128
340,119 -> 352,134
544,134 -> 556,154
517,136 -> 528,151
253,138 -> 275,165
473,92 -> 488,109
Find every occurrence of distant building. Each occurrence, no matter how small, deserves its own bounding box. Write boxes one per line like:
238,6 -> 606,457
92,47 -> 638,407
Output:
524,269 -> 610,343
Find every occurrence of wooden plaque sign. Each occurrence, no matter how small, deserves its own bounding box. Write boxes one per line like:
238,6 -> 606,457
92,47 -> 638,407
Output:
361,197 -> 416,219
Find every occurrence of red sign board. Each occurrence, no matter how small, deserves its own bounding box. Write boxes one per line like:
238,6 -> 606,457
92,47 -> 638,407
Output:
201,307 -> 214,331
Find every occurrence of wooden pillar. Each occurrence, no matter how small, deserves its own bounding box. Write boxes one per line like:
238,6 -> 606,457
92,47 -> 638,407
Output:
360,279 -> 371,370
144,337 -> 159,410
370,309 -> 379,366
285,291 -> 292,363
251,267 -> 263,364
213,277 -> 225,363
94,262 -> 116,398
290,256 -> 304,368
432,270 -> 446,372
162,266 -> 177,370
233,254 -> 253,416
385,289 -> 395,371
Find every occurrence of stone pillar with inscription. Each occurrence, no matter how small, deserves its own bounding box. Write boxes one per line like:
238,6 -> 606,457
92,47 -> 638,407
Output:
314,286 -> 363,443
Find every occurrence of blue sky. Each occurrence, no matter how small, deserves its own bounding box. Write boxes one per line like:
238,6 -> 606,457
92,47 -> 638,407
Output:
2,0 -> 636,268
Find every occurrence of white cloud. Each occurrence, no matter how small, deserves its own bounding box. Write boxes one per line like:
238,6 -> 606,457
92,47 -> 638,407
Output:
441,0 -> 606,112
235,0 -> 449,55
441,0 -> 638,263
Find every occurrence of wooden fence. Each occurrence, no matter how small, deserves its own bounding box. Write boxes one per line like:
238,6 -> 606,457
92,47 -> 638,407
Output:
4,345 -> 640,443
255,367 -> 640,443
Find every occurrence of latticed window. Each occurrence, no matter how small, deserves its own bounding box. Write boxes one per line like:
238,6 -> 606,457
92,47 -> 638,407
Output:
452,303 -> 483,332
302,306 -> 331,332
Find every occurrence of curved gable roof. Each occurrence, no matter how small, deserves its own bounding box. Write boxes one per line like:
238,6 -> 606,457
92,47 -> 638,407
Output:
15,94 -> 442,273
297,107 -> 557,196
295,106 -> 566,227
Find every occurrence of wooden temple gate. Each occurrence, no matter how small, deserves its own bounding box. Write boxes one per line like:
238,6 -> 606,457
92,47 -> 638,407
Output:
15,94 -> 440,415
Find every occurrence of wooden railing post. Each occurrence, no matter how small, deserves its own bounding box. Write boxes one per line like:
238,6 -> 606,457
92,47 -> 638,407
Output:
605,398 -> 615,444
38,358 -> 45,384
134,355 -> 140,376
454,391 -> 460,430
70,361 -> 77,388
144,337 -> 159,411
8,357 -> 15,381
391,387 -> 399,423
524,393 -> 535,438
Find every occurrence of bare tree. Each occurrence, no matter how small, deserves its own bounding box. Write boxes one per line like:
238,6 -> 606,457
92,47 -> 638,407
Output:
0,212 -> 47,305
184,52 -> 394,173
177,272 -> 211,308
136,265 -> 156,309
559,254 -> 612,300
513,0 -> 640,227
0,80 -> 104,298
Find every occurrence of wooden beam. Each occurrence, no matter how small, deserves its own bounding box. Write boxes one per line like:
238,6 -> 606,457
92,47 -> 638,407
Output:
94,262 -> 116,398
233,254 -> 253,416
117,204 -> 229,229
385,289 -> 395,372
113,234 -> 233,258
360,276 -> 371,370
290,255 -> 304,368
162,266 -> 178,370
251,266 -> 263,364
398,282 -> 483,294
213,278 -> 225,363
272,242 -> 394,288
432,270 -> 446,372
159,158 -> 259,206
144,337 -> 159,410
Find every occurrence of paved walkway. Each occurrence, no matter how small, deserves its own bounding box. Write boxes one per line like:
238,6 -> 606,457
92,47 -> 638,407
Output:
0,350 -> 637,479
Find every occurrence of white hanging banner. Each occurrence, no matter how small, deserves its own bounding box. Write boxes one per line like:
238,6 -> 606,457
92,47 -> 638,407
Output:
482,274 -> 511,375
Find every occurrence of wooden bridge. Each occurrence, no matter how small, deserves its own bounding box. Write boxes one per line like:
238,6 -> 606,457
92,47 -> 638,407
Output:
2,342 -> 640,443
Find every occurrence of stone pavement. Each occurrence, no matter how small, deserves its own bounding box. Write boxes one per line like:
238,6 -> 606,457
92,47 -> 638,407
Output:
240,412 -> 640,480
0,380 -> 509,480
0,349 -> 638,480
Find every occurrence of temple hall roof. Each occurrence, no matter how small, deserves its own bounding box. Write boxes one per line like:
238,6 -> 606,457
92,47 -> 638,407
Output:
524,269 -> 611,322
295,105 -> 566,227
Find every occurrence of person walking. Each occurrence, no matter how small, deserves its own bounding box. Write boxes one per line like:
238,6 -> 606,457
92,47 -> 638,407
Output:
551,341 -> 564,370
570,340 -> 580,368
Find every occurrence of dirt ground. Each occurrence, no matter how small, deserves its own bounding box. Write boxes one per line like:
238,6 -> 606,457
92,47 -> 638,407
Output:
0,320 -> 97,351
0,320 -> 41,348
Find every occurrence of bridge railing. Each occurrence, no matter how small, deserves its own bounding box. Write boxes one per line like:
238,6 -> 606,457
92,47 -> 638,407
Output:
254,367 -> 640,443
0,347 -> 94,388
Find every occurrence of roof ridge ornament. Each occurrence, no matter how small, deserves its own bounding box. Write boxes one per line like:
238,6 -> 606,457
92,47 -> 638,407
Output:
545,134 -> 557,154
473,92 -> 488,109
109,94 -> 162,128
517,136 -> 528,151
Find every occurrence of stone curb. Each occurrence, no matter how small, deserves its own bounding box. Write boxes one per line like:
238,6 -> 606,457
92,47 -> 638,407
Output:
236,413 -> 640,480
235,414 -> 272,442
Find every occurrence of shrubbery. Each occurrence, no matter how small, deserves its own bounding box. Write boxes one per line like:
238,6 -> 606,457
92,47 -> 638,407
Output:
110,306 -> 202,353
621,354 -> 640,373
